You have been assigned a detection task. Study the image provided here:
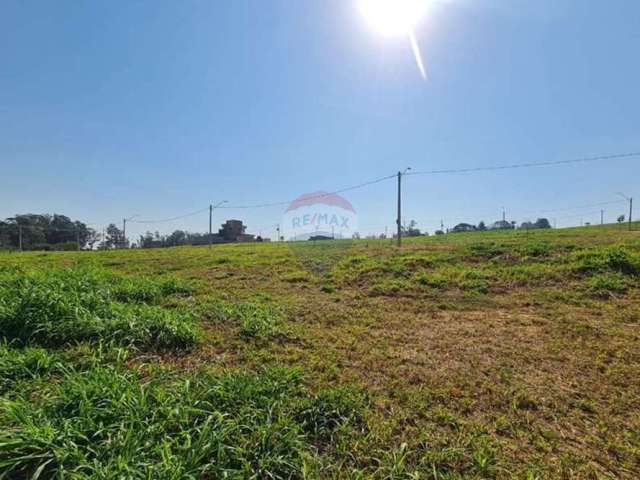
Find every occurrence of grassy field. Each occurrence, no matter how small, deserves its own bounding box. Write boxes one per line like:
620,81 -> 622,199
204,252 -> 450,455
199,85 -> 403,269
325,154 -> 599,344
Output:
0,224 -> 639,479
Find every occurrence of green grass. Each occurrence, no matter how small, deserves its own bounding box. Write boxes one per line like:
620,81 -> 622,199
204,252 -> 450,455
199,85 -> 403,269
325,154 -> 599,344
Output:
0,360 -> 364,478
209,301 -> 285,340
0,223 -> 639,478
0,267 -> 200,350
0,343 -> 60,393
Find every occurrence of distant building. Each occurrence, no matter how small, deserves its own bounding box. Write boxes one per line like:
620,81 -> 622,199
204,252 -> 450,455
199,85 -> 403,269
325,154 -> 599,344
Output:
451,223 -> 477,233
490,220 -> 515,230
218,220 -> 254,242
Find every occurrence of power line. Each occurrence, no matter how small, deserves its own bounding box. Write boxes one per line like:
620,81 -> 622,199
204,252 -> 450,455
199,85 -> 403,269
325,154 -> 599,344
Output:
217,174 -> 397,209
131,207 -> 210,224
406,151 -> 640,176
2,150 -> 637,239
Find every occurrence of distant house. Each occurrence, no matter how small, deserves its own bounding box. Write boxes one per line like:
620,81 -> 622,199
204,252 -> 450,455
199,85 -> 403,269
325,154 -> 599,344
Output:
309,235 -> 333,241
490,220 -> 515,230
451,223 -> 477,233
218,220 -> 254,242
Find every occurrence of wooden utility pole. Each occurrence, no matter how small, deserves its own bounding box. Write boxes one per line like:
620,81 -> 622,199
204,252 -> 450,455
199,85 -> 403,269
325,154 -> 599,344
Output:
629,198 -> 633,231
396,168 -> 411,247
209,204 -> 213,247
208,201 -> 228,247
122,218 -> 127,249
396,171 -> 402,247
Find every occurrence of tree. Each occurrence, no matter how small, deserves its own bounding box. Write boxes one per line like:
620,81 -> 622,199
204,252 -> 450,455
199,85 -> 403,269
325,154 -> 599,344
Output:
434,230 -> 444,236
139,231 -> 155,248
534,218 -> 551,229
86,229 -> 100,249
402,220 -> 422,237
477,221 -> 487,231
617,214 -> 625,223
520,221 -> 534,230
167,230 -> 187,246
0,213 -> 94,250
105,223 -> 125,249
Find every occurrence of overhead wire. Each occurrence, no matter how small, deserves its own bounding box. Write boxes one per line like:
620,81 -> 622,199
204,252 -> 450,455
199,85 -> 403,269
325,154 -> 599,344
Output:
406,151 -> 640,176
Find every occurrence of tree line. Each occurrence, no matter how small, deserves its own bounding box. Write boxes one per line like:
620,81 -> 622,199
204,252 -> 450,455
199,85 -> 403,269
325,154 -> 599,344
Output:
0,213 -> 224,251
0,214 -> 97,251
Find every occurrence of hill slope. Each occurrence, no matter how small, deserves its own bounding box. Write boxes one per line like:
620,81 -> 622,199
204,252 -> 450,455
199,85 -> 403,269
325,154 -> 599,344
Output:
1,224 -> 639,478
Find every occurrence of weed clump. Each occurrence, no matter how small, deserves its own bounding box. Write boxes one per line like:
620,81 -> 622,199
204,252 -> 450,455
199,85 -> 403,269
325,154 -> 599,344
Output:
294,385 -> 366,442
587,273 -> 630,299
0,343 -> 59,393
414,272 -> 449,289
211,301 -> 284,340
112,276 -> 193,304
519,241 -> 551,257
0,365 -> 364,479
0,268 -> 200,350
572,246 -> 640,276
466,242 -> 506,259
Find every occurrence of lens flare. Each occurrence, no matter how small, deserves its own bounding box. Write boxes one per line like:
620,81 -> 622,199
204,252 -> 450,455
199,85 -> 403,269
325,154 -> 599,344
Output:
357,0 -> 428,37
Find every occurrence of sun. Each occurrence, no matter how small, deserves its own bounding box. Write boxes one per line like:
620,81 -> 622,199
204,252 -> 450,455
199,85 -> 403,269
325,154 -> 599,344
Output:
357,0 -> 428,37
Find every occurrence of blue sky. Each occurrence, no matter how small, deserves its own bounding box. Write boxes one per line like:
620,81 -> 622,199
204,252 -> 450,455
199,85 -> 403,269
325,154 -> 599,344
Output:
1,0 -> 639,239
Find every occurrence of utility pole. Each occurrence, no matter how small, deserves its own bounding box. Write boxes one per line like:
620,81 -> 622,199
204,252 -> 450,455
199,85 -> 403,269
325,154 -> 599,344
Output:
617,193 -> 633,231
396,168 -> 411,247
208,201 -> 228,248
121,215 -> 139,249
601,210 -> 604,226
397,172 -> 402,247
18,225 -> 23,252
209,204 -> 213,247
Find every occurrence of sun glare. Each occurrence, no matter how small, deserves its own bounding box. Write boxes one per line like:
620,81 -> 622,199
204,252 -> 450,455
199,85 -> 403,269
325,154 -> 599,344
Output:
357,0 -> 428,37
